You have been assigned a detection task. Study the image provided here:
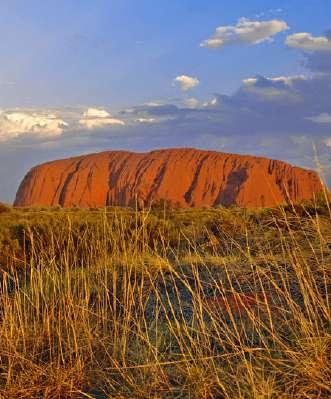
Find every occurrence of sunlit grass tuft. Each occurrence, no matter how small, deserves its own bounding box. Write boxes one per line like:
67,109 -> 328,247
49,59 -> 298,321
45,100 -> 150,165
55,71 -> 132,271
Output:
0,197 -> 330,398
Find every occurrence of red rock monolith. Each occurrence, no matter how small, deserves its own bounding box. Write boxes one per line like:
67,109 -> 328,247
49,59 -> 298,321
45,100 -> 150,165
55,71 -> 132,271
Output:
14,148 -> 323,208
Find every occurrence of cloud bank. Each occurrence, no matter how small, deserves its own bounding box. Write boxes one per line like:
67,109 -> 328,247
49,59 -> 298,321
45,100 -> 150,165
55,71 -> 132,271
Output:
0,107 -> 126,142
0,110 -> 68,141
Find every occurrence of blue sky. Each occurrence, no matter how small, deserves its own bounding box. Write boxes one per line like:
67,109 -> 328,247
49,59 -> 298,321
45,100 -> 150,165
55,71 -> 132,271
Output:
1,0 -> 329,107
0,0 -> 331,202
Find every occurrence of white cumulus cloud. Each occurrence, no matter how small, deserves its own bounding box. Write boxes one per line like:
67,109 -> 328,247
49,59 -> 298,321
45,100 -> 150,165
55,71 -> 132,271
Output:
201,18 -> 288,49
79,107 -> 125,129
0,110 -> 68,141
174,75 -> 200,91
285,32 -> 331,52
307,113 -> 331,124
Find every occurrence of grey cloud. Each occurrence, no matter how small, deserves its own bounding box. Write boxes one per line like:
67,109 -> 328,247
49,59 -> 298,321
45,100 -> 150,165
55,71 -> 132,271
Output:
305,51 -> 331,74
123,104 -> 181,117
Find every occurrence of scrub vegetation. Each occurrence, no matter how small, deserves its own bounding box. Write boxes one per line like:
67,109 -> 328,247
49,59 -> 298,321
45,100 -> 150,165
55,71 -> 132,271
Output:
0,196 -> 330,398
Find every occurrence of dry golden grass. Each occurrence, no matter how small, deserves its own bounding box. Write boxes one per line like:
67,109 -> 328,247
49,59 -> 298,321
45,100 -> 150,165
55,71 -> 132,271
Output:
0,198 -> 330,398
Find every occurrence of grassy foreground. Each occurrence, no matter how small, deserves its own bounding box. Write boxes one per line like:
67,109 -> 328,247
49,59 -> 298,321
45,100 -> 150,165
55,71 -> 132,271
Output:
0,200 -> 330,398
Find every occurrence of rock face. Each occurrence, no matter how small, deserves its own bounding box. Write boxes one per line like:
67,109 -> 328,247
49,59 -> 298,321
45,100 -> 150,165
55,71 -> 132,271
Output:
14,148 -> 323,208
